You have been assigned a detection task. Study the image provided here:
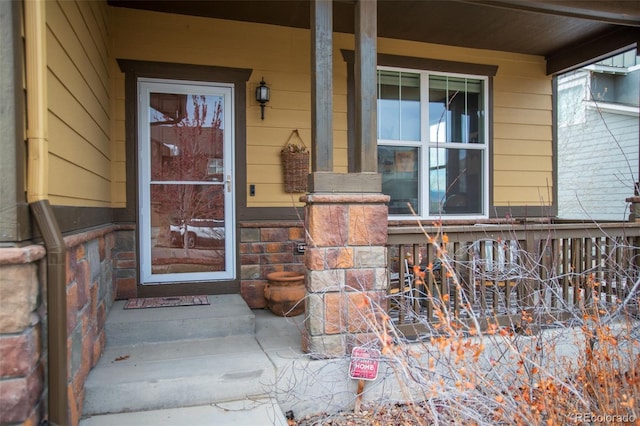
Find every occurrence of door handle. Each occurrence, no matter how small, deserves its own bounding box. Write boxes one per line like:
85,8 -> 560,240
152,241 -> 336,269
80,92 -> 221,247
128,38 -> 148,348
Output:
226,175 -> 232,192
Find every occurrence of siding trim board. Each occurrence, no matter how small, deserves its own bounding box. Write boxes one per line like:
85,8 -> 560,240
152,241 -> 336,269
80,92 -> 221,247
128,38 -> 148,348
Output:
341,50 -> 499,77
0,0 -> 31,243
29,207 -> 115,242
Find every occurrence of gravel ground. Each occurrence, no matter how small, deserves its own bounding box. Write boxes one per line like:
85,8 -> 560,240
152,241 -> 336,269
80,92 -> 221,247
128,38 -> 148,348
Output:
289,402 -> 435,425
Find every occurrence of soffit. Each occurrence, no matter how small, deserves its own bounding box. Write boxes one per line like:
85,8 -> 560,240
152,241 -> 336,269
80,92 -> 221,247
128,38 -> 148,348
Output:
108,0 -> 640,73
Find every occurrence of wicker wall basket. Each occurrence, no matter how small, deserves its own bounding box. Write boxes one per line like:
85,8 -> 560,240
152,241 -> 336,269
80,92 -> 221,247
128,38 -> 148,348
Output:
281,130 -> 310,193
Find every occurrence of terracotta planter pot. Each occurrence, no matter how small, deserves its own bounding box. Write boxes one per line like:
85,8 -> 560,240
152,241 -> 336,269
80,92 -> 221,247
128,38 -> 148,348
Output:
265,271 -> 305,317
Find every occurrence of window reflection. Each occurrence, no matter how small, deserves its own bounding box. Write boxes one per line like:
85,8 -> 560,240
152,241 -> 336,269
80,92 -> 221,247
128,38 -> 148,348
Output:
378,146 -> 420,215
150,94 -> 224,182
429,75 -> 484,144
429,148 -> 483,214
377,70 -> 421,141
147,92 -> 227,274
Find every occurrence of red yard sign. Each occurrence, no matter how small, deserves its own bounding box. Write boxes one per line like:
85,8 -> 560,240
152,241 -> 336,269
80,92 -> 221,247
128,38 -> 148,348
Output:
349,347 -> 381,381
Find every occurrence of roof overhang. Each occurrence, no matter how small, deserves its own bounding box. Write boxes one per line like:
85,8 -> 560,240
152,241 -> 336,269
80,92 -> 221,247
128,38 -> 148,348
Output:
108,0 -> 640,75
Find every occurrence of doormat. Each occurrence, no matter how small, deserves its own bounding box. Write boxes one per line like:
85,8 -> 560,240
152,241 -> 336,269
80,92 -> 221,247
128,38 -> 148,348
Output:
124,295 -> 209,310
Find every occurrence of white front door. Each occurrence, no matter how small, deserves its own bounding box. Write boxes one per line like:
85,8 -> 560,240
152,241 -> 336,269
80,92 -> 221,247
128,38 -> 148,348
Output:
138,78 -> 235,284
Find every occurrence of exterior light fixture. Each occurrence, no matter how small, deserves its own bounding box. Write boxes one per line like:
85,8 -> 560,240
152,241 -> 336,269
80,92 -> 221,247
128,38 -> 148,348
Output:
255,78 -> 270,120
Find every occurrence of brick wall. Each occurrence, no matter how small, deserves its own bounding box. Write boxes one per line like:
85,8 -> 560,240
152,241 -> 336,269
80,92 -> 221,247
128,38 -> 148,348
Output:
112,227 -> 136,300
239,221 -> 306,309
111,223 -> 304,305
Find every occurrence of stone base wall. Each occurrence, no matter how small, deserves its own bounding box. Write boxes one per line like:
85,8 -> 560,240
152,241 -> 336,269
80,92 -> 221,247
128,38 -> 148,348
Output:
239,221 -> 306,309
0,247 -> 47,425
109,223 -> 306,305
0,225 -> 118,426
111,227 -> 136,300
64,227 -> 117,425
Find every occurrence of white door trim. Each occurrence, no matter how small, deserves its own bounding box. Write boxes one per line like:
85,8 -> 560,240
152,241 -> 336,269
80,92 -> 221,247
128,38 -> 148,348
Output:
137,78 -> 236,284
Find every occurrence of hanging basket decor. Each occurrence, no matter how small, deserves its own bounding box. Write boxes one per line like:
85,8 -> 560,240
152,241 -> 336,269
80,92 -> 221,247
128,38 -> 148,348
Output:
281,129 -> 310,193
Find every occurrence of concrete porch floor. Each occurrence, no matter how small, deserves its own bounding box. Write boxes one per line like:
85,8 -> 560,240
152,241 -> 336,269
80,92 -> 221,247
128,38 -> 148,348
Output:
78,295 -> 411,425
80,304 -> 306,425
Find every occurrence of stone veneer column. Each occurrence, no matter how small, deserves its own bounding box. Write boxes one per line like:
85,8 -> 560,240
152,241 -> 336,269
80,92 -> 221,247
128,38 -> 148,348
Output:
302,193 -> 390,358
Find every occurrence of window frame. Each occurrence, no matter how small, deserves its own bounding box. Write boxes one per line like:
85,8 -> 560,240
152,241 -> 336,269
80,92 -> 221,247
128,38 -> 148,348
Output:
377,65 -> 490,220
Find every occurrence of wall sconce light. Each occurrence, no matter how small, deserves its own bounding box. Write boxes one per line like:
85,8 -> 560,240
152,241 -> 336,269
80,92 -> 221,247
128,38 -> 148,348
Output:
255,78 -> 270,120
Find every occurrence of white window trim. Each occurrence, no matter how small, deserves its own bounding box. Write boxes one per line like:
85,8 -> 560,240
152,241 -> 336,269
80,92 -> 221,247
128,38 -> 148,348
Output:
378,66 -> 490,220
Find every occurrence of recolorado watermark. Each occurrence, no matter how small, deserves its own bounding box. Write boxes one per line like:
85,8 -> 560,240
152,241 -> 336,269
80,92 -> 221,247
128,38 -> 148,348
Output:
574,413 -> 636,424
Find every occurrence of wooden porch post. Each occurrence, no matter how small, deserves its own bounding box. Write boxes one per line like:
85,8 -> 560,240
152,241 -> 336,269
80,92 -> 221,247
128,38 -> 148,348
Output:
354,0 -> 377,173
310,0 -> 333,173
303,0 -> 389,358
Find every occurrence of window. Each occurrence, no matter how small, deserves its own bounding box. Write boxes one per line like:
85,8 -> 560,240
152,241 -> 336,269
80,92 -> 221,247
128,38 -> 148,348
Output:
377,68 -> 489,218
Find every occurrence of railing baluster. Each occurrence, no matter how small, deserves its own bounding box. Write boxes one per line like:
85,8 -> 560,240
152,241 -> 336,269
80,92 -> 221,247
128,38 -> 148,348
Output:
616,237 -> 626,301
595,237 -> 603,303
386,222 -> 640,338
562,237 -> 570,306
573,238 -> 582,307
584,237 -> 593,306
504,239 -> 511,313
550,237 -> 560,309
605,239 -> 615,304
479,240 -> 487,314
425,243 -> 436,322
411,243 -> 421,318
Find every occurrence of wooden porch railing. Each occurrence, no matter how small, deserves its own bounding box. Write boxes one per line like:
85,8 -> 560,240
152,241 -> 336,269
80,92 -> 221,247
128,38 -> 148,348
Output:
386,222 -> 640,338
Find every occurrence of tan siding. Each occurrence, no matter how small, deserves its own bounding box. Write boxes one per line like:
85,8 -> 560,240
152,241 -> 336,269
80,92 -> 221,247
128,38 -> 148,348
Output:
494,171 -> 553,188
49,113 -> 110,179
49,155 -> 111,206
110,8 -> 553,209
48,1 -> 109,115
495,76 -> 552,95
248,107 -> 311,132
494,139 -> 552,157
494,155 -> 552,172
47,0 -> 111,206
494,107 -> 550,126
493,187 -> 553,205
47,33 -> 110,138
495,123 -> 551,141
494,92 -> 551,111
78,1 -> 109,72
57,1 -> 109,89
48,72 -> 109,156
247,165 -> 282,184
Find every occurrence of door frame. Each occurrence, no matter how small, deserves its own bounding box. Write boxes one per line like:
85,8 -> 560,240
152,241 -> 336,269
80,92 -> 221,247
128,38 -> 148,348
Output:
137,78 -> 236,284
117,59 -> 252,297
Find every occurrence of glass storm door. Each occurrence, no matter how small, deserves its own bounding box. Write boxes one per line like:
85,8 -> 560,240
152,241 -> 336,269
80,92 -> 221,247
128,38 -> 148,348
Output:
138,79 -> 235,284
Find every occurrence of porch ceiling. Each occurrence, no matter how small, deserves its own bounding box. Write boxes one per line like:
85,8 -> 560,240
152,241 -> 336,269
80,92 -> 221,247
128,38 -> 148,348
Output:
109,0 -> 640,74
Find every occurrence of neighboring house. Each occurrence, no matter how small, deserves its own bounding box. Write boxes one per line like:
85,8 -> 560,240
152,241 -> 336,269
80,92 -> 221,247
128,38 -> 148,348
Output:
558,49 -> 640,221
0,1 -> 638,424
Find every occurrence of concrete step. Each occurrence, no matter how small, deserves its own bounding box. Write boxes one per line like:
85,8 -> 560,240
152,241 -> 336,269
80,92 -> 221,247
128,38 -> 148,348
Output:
105,295 -> 255,346
82,335 -> 276,416
80,398 -> 288,426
